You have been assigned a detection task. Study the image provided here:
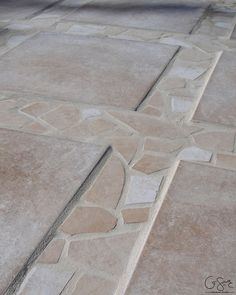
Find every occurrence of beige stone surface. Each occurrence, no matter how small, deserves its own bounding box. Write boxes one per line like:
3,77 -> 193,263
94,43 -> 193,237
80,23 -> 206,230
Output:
194,52 -> 236,127
65,0 -> 206,34
61,207 -> 117,235
216,153 -> 236,170
133,154 -> 172,174
18,265 -> 74,295
0,128 -> 105,294
122,207 -> 150,224
127,162 -> 236,295
37,239 -> 65,264
145,137 -> 183,153
72,274 -> 115,295
40,104 -> 80,130
110,111 -> 186,138
0,33 -> 176,109
193,131 -> 235,152
69,232 -> 137,276
84,156 -> 125,208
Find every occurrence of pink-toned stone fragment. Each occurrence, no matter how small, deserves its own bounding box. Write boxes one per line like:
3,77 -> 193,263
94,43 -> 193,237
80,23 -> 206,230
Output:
216,153 -> 236,170
72,274 -> 115,295
68,232 -> 137,276
84,156 -> 125,208
193,131 -> 235,152
122,207 -> 150,224
37,239 -> 65,264
60,207 -> 117,235
133,154 -> 172,174
40,104 -> 80,130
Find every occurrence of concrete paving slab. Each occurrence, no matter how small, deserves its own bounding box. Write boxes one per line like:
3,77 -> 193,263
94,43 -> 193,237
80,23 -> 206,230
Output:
0,128 -> 106,294
193,52 -> 236,127
127,161 -> 236,295
0,33 -> 177,109
64,0 -> 206,33
0,0 -> 58,21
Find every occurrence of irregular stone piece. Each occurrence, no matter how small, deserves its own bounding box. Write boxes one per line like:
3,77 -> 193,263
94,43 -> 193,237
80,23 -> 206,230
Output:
65,0 -> 205,34
125,175 -> 163,205
145,137 -> 183,153
122,207 -> 150,224
63,118 -> 115,139
194,52 -> 236,127
0,33 -> 177,110
72,274 -> 115,295
20,101 -> 56,117
169,65 -> 207,80
216,153 -> 236,170
178,146 -> 212,162
84,156 -> 125,208
108,136 -> 139,162
110,111 -> 185,139
60,207 -> 117,235
37,239 -> 65,264
193,131 -> 235,152
0,111 -> 30,128
127,162 -> 236,295
0,128 -> 105,294
133,154 -> 171,174
22,121 -> 48,134
68,232 -> 137,276
40,104 -> 80,130
18,265 -> 74,295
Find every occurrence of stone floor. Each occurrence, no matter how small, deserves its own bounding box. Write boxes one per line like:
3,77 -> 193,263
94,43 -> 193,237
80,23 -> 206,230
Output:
0,0 -> 236,294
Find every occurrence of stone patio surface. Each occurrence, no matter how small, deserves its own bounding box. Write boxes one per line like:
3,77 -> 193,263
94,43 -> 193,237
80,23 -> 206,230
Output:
0,0 -> 236,295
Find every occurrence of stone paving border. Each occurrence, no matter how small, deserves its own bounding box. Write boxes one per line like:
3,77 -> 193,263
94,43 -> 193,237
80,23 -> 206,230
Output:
0,1 -> 236,294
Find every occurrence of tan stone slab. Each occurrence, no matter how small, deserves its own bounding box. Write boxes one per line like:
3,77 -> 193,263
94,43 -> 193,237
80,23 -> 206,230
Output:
0,128 -> 106,294
72,274 -> 115,295
193,52 -> 236,127
0,33 -> 177,109
127,162 -> 236,295
65,0 -> 206,34
216,153 -> 236,170
60,206 -> 117,235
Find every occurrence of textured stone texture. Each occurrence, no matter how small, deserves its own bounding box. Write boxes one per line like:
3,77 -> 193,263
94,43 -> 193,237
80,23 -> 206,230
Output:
0,129 -> 105,294
125,175 -> 163,205
122,207 -> 150,224
216,153 -> 236,170
68,232 -> 137,276
133,154 -> 172,174
84,156 -> 125,208
60,207 -> 117,234
72,274 -> 115,295
194,52 -> 236,127
0,33 -> 176,109
18,265 -> 74,295
193,131 -> 235,152
127,162 -> 236,295
65,0 -> 205,34
37,239 -> 65,264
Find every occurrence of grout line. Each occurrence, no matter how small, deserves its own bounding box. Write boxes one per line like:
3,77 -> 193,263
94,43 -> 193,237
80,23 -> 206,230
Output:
3,145 -> 112,295
134,46 -> 181,111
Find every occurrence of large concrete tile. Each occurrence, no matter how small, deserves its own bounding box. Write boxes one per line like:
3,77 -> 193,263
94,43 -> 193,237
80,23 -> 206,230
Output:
0,0 -> 57,21
0,129 -> 106,294
193,52 -> 236,127
127,162 -> 236,295
64,0 -> 206,33
0,33 -> 176,109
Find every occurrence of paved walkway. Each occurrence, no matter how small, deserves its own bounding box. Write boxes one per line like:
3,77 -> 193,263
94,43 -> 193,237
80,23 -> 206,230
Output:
0,1 -> 236,294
